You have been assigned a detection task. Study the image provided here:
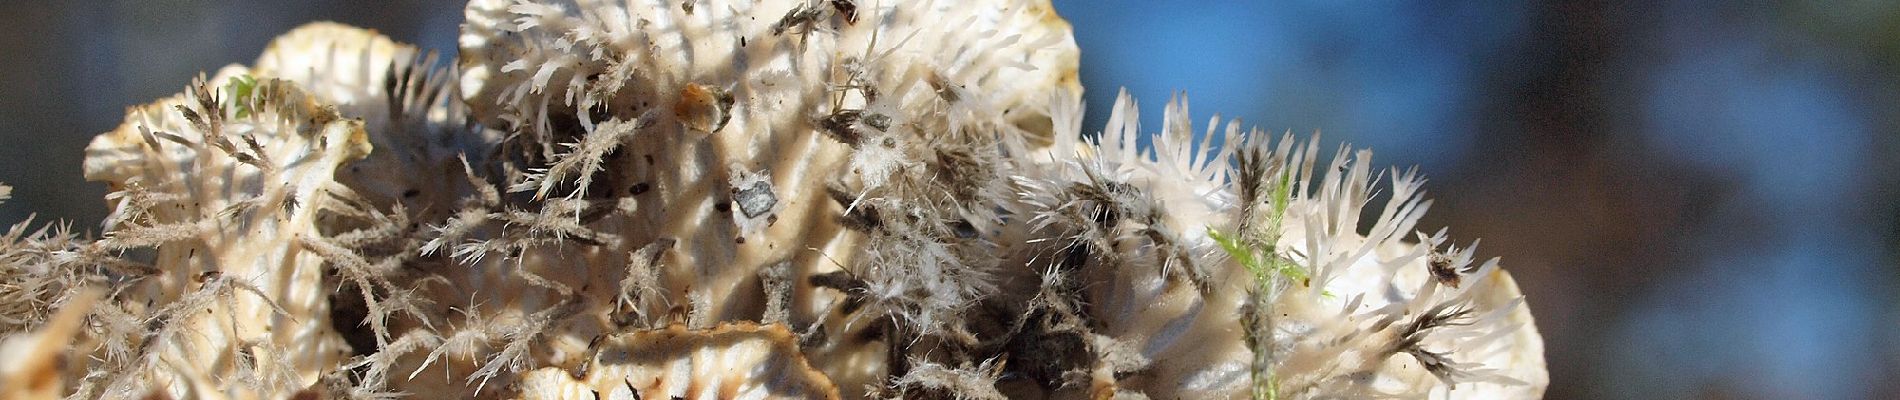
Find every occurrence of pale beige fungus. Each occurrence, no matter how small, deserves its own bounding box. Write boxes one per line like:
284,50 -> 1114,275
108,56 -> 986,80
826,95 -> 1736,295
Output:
0,1 -> 1544,399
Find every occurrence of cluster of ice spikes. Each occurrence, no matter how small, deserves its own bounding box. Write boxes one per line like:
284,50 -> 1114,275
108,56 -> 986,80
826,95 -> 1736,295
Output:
0,1 -> 1545,399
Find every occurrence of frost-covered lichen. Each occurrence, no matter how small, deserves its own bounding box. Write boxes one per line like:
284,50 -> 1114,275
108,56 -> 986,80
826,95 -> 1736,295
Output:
0,1 -> 1544,399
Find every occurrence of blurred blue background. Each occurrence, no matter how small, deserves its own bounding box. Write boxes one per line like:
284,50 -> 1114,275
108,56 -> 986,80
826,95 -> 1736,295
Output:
0,1 -> 1894,398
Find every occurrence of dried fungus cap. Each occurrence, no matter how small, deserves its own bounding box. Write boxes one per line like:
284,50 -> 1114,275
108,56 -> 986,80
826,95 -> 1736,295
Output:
253,22 -> 406,122
83,67 -> 371,191
80,63 -> 367,397
444,2 -> 1082,396
458,0 -> 1079,146
517,323 -> 838,400
1007,92 -> 1548,398
255,22 -> 485,214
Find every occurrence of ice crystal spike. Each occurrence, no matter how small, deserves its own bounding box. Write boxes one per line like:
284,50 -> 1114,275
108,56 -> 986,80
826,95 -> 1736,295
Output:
0,1 -> 1545,399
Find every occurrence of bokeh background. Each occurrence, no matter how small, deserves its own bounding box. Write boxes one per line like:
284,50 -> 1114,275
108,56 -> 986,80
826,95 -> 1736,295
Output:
1,1 -> 1895,398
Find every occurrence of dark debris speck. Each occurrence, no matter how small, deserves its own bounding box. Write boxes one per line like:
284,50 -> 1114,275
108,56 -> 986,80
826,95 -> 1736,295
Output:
734,181 -> 777,218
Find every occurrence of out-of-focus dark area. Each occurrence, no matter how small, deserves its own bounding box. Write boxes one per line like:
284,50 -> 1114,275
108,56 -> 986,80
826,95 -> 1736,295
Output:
0,1 -> 1893,398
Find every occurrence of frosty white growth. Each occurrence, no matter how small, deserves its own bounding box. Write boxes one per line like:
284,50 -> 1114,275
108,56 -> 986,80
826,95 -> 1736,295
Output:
0,1 -> 1545,399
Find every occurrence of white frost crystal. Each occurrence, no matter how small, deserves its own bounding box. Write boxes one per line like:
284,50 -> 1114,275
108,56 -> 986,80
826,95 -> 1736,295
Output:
0,1 -> 1545,399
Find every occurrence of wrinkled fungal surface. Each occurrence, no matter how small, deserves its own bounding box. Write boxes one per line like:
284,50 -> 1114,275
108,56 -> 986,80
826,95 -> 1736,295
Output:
517,322 -> 838,400
0,1 -> 1546,399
